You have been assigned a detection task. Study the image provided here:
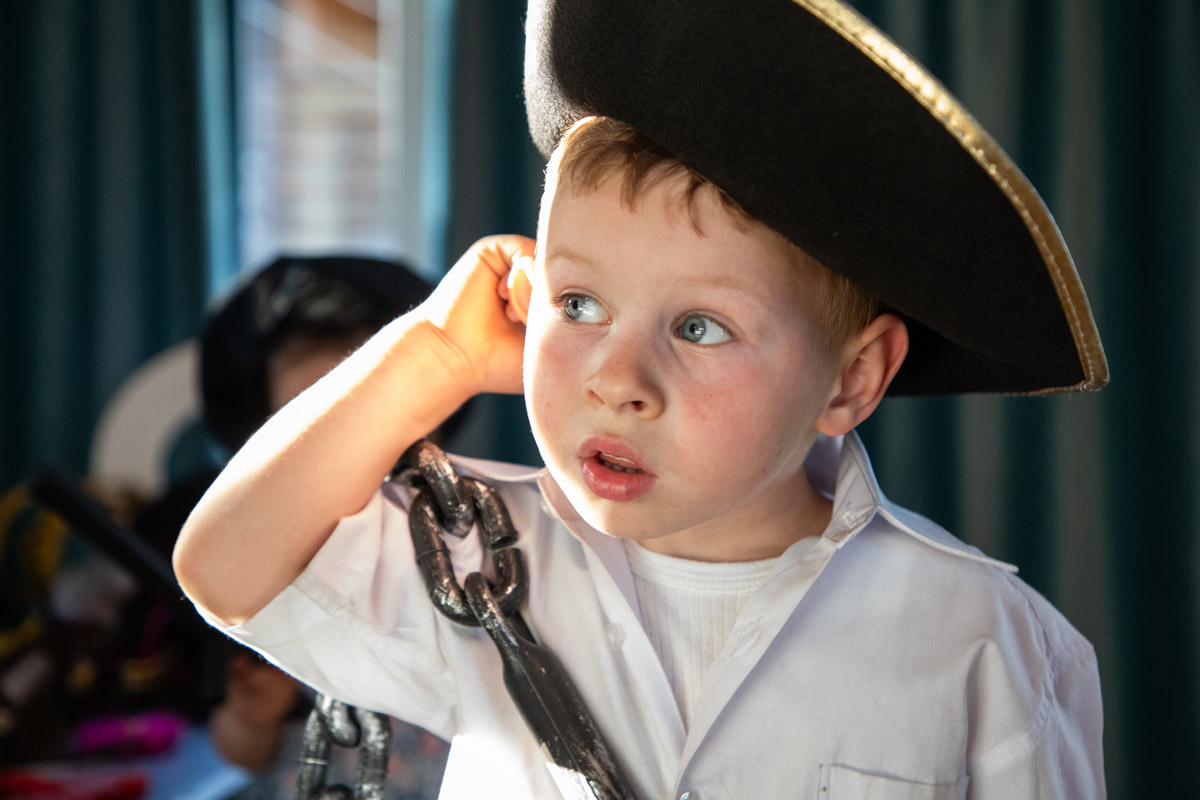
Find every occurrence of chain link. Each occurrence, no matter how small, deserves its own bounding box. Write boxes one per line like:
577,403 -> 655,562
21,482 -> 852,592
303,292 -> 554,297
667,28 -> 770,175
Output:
398,440 -> 528,624
296,694 -> 391,800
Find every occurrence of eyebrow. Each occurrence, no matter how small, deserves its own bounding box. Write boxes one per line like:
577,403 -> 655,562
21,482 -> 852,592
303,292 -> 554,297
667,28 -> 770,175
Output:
544,245 -> 769,303
543,246 -> 600,270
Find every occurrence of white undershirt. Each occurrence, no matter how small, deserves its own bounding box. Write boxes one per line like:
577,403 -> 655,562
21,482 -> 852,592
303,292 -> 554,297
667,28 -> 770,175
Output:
623,541 -> 782,729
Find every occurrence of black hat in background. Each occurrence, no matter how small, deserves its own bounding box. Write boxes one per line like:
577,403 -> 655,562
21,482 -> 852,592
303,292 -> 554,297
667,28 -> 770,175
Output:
524,0 -> 1108,396
200,256 -> 433,453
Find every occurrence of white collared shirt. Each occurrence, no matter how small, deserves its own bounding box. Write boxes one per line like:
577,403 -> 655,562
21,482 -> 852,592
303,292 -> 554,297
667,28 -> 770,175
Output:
205,432 -> 1105,799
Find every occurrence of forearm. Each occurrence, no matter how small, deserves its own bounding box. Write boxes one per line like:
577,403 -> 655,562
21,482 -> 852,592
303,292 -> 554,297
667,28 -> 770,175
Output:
174,315 -> 476,625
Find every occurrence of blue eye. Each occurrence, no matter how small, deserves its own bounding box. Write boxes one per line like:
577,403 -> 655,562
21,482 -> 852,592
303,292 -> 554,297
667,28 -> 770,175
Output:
562,294 -> 607,323
678,314 -> 732,344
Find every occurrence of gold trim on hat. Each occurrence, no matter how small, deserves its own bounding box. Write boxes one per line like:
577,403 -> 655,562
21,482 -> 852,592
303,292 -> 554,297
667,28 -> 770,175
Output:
795,0 -> 1109,394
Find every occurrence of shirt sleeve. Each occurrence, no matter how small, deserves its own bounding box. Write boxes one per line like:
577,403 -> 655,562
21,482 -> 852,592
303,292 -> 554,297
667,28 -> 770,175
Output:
199,484 -> 467,741
966,636 -> 1106,799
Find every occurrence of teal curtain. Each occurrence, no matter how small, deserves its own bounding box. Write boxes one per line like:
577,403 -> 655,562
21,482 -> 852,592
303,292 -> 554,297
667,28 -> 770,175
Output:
0,0 -> 236,489
440,0 -> 546,466
446,1 -> 1199,795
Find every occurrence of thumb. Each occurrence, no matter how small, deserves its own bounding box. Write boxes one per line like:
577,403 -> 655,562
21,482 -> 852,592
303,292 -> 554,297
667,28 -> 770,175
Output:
506,256 -> 533,325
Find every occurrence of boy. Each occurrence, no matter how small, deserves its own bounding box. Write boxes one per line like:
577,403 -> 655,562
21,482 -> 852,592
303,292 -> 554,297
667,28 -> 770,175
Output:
176,1 -> 1107,797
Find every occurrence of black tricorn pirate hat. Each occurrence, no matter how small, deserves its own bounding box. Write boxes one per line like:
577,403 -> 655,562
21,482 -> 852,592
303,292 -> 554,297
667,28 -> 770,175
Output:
200,256 -> 433,452
524,0 -> 1108,395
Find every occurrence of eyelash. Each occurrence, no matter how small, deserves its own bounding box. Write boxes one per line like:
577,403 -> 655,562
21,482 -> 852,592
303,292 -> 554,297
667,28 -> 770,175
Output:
555,292 -> 735,345
557,292 -> 608,324
676,313 -> 733,345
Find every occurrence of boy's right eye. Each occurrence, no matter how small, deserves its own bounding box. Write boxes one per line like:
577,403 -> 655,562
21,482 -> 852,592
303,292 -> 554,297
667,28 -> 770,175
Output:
561,293 -> 607,324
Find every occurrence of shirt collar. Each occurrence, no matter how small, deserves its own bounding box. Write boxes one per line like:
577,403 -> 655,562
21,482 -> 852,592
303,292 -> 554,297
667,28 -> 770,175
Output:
454,431 -> 1016,574
814,431 -> 1018,572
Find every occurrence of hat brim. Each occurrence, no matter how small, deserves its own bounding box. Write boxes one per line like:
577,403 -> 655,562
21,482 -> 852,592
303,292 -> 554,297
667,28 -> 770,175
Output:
524,0 -> 1108,395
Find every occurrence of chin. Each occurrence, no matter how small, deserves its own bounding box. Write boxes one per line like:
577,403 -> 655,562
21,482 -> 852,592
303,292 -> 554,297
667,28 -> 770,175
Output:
591,521 -> 664,542
575,502 -> 642,537
575,496 -> 689,543
547,458 -> 696,540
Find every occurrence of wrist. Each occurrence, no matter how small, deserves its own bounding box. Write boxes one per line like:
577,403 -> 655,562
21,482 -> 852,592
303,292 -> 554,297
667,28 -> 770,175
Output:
383,318 -> 481,428
412,319 -> 479,394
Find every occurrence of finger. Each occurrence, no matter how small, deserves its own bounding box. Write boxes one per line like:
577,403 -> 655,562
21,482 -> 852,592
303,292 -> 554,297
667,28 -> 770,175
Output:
476,234 -> 536,281
499,234 -> 537,261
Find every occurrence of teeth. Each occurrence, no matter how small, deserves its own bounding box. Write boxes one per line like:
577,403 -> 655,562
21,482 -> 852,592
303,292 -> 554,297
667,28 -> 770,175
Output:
599,454 -> 643,474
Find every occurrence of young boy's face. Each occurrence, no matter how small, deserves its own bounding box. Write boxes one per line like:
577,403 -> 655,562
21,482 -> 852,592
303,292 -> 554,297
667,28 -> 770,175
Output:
523,171 -> 844,560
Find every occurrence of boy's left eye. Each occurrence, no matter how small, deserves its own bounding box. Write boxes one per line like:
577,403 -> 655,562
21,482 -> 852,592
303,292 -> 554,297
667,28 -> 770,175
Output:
677,314 -> 732,345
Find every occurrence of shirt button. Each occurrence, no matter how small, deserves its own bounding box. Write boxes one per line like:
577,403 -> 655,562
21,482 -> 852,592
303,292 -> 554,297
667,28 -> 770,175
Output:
678,792 -> 697,800
604,623 -> 624,651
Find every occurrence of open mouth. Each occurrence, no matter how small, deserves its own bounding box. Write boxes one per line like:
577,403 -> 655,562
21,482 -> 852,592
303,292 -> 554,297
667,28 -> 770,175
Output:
598,453 -> 645,474
578,440 -> 655,502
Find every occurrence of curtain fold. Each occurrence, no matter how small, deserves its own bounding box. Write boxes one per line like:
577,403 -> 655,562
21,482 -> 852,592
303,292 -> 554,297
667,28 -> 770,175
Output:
1093,2 -> 1198,792
0,0 -> 236,489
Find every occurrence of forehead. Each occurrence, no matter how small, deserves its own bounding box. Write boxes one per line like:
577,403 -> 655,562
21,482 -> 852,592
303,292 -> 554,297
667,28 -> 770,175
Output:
545,153 -> 741,231
540,169 -> 811,299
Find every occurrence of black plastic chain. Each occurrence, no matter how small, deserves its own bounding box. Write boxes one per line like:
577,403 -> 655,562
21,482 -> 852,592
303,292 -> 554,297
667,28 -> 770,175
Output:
393,440 -> 527,626
393,439 -> 640,800
296,693 -> 391,800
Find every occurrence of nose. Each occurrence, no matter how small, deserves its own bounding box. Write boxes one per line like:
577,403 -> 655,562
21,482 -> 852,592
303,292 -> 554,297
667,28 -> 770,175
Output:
584,333 -> 665,418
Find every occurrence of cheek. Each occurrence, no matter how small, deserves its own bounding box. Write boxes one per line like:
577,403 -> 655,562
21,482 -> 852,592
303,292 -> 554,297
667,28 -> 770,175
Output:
680,382 -> 774,452
673,365 -> 820,471
522,300 -> 556,391
523,319 -> 577,436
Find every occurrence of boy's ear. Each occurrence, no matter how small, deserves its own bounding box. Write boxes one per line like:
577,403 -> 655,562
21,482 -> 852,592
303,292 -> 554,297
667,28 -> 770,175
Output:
816,313 -> 909,437
505,255 -> 534,325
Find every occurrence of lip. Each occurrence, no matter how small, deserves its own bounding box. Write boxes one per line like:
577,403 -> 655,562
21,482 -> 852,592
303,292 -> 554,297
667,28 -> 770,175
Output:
578,437 -> 656,502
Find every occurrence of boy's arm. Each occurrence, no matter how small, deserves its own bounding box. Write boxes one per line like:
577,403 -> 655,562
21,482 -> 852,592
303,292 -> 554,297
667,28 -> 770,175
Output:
173,235 -> 535,626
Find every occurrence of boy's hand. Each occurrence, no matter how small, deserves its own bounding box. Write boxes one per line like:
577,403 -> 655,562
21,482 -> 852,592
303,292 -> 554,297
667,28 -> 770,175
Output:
419,235 -> 535,396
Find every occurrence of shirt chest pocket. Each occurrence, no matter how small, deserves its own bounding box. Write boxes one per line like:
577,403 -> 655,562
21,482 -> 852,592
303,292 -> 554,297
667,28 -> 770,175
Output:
819,763 -> 968,800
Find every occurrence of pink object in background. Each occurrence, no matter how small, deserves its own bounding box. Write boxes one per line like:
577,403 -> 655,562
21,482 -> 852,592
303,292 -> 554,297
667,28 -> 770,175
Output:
73,712 -> 187,759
